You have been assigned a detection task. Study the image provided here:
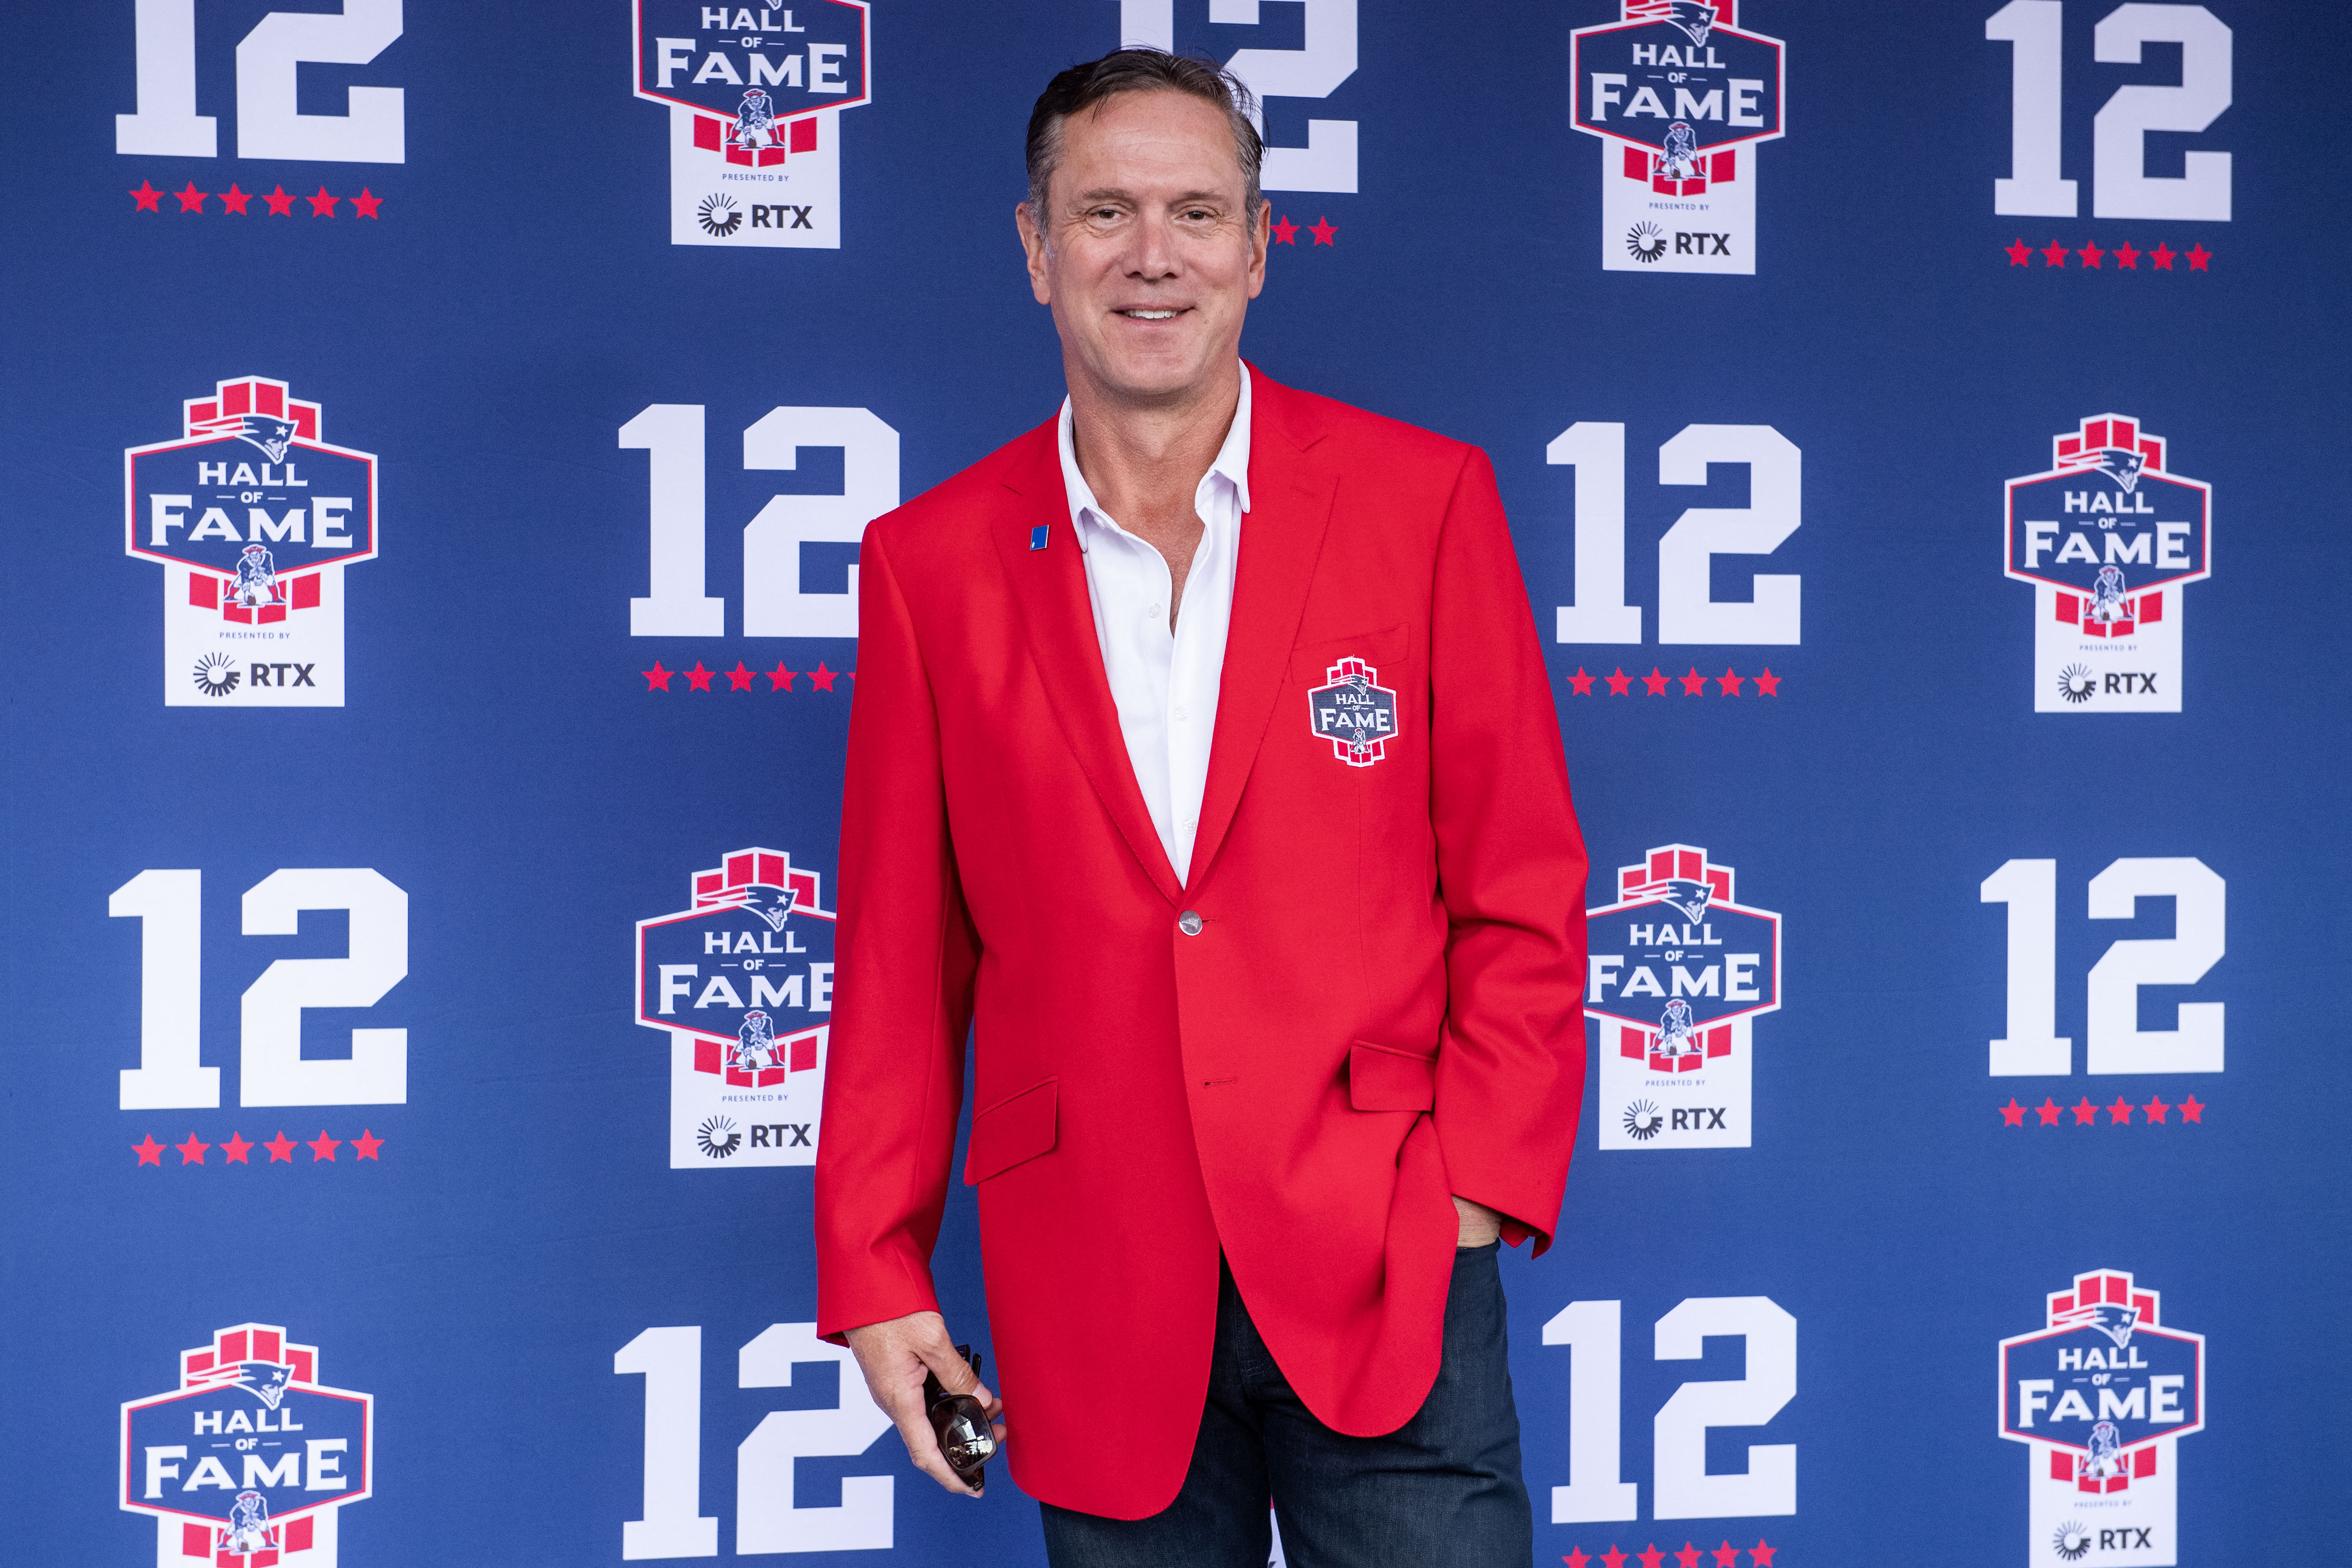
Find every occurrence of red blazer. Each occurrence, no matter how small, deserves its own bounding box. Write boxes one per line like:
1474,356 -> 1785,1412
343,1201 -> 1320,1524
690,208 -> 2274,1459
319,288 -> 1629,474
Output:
814,368 -> 1587,1519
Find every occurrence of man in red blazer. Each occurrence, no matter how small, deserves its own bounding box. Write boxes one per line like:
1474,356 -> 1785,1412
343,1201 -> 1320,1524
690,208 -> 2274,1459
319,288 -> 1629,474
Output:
814,48 -> 1587,1566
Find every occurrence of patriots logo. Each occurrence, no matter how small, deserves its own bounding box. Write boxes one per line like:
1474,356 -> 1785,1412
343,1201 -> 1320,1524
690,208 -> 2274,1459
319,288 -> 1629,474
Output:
1657,877 -> 1714,925
234,414 -> 299,464
1665,0 -> 1718,46
735,885 -> 798,933
2093,448 -> 2146,493
231,1361 -> 293,1409
2082,1302 -> 2140,1350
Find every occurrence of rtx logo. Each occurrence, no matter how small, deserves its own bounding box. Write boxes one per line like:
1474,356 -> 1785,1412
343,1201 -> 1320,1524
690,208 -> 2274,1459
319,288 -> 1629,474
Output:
1671,1107 -> 1729,1131
1675,231 -> 1732,255
751,203 -> 813,229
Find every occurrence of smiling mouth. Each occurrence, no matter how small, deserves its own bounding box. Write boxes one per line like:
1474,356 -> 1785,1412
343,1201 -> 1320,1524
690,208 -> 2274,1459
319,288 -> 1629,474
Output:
1116,308 -> 1185,320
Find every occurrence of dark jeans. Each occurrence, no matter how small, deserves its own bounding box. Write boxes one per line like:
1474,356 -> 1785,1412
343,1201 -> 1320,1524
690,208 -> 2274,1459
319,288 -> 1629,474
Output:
1039,1243 -> 1532,1568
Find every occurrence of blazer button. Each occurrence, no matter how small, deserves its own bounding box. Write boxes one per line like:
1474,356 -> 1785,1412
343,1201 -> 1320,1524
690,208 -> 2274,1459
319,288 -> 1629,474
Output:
1178,911 -> 1204,936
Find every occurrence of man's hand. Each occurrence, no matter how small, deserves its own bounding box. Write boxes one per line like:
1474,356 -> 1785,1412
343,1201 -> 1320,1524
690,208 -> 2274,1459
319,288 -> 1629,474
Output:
844,1310 -> 1005,1496
1453,1194 -> 1503,1248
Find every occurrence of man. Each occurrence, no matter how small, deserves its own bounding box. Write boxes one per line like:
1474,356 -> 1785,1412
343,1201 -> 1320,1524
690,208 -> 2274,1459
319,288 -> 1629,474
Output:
814,48 -> 1588,1566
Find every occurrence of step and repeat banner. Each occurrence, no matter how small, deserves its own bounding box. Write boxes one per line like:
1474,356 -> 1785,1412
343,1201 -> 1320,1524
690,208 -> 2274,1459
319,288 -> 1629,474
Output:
3,2 -> 2343,1565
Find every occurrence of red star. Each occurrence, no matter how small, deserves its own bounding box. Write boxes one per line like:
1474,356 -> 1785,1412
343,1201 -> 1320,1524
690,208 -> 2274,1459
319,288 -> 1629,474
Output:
2113,240 -> 2140,269
263,184 -> 296,216
1677,667 -> 1707,695
1601,1550 -> 1628,1568
2072,1097 -> 2098,1125
2005,237 -> 2032,266
220,1132 -> 254,1165
2000,1097 -> 2027,1127
1713,1546 -> 1740,1568
1568,667 -> 1596,695
350,187 -> 383,219
350,1129 -> 384,1160
641,661 -> 674,691
306,186 -> 339,216
1752,668 -> 1781,695
1716,667 -> 1745,694
2186,242 -> 2211,270
1309,215 -> 1337,245
809,661 -> 840,691
683,661 -> 716,691
218,182 -> 254,215
1565,1552 -> 1592,1568
726,661 -> 756,691
1642,667 -> 1669,695
2106,1096 -> 2134,1125
2037,1097 -> 2062,1126
1271,213 -> 1298,245
1749,1543 -> 1777,1567
2151,241 -> 2176,270
1677,1546 -> 1703,1568
2143,1094 -> 2169,1124
1605,667 -> 1633,695
175,1132 -> 210,1165
2077,239 -> 2104,268
129,181 -> 163,211
1638,1546 -> 1666,1568
766,661 -> 797,691
308,1130 -> 341,1161
2179,1094 -> 2205,1123
174,181 -> 209,213
133,1134 -> 166,1166
2040,237 -> 2070,267
264,1131 -> 298,1162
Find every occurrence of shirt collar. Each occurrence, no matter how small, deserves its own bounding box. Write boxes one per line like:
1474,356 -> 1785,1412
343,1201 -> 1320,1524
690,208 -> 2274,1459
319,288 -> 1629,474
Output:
1057,362 -> 1253,540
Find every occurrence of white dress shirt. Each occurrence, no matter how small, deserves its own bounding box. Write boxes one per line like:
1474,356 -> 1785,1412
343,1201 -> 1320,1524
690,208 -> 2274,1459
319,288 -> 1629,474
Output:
1057,364 -> 1252,883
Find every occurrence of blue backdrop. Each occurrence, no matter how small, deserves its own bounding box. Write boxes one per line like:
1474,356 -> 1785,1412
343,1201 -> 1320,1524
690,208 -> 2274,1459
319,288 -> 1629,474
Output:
5,2 -> 2342,1565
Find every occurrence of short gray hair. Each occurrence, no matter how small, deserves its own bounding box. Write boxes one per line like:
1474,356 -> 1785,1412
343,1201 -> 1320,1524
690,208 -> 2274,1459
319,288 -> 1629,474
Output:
1024,48 -> 1263,218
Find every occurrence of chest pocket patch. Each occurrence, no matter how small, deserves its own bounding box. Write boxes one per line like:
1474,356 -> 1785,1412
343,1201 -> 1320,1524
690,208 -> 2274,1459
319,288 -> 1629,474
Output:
1307,657 -> 1399,767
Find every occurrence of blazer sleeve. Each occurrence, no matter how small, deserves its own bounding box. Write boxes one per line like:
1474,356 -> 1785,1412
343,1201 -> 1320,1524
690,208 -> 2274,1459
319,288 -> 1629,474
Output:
1425,448 -> 1590,1256
814,522 -> 983,1342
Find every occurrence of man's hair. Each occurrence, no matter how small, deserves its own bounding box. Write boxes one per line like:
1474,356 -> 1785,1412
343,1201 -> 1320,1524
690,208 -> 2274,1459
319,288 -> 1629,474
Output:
1024,49 -> 1263,219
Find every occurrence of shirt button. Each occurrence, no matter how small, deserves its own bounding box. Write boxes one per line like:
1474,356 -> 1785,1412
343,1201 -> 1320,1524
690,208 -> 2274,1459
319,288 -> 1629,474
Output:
1172,706 -> 1188,721
1178,911 -> 1203,936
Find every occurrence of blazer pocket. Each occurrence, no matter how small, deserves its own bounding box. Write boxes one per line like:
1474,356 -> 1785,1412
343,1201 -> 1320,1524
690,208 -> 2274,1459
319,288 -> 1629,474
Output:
963,1078 -> 1058,1185
1288,623 -> 1408,685
1348,1041 -> 1437,1113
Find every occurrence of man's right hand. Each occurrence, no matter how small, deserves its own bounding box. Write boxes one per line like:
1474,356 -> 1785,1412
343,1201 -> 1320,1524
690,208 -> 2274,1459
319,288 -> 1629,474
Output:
844,1310 -> 1004,1496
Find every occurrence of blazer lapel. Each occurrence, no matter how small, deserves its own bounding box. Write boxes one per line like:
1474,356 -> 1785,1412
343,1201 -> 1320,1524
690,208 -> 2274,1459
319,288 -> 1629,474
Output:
990,422 -> 1185,908
1186,373 -> 1335,891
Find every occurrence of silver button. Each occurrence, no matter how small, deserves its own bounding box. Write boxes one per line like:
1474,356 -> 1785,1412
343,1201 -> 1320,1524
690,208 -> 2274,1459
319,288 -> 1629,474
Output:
1172,705 -> 1188,721
1178,911 -> 1203,936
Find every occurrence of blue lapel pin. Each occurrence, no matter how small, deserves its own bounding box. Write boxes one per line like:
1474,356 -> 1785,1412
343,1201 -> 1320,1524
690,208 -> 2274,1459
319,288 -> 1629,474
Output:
1029,524 -> 1050,551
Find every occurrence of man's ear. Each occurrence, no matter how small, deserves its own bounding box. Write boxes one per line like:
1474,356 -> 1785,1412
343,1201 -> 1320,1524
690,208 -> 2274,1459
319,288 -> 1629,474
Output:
1015,201 -> 1053,305
1246,200 -> 1270,298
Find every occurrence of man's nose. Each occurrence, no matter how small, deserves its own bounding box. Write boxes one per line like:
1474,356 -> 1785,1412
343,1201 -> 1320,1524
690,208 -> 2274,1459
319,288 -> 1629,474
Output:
1124,212 -> 1181,278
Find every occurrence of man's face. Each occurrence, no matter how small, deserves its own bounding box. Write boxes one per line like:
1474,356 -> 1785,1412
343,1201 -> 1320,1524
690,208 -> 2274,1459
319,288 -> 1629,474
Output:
1018,90 -> 1268,407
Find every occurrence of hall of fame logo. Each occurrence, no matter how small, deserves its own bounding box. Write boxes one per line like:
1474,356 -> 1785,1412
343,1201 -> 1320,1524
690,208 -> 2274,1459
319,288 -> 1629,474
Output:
1307,657 -> 1398,766
2006,414 -> 2211,713
1587,843 -> 1780,1149
636,847 -> 834,1168
121,1323 -> 373,1567
1571,1 -> 1785,275
634,3 -> 872,248
125,376 -> 379,708
2000,1269 -> 2205,1565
